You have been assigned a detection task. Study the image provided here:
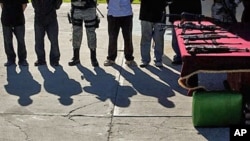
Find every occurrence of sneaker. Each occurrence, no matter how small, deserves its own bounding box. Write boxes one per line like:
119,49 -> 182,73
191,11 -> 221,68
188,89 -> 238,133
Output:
4,60 -> 15,67
139,62 -> 148,68
104,59 -> 115,66
125,60 -> 137,66
34,61 -> 46,66
155,61 -> 163,68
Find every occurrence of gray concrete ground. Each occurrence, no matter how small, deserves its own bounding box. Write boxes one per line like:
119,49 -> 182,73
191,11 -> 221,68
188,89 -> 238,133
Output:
0,2 -> 244,141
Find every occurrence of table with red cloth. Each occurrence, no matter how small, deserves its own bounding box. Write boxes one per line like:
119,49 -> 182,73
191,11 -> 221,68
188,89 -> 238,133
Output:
174,21 -> 250,94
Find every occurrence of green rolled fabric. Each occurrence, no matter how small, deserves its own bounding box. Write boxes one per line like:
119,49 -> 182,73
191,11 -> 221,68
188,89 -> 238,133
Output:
192,91 -> 243,127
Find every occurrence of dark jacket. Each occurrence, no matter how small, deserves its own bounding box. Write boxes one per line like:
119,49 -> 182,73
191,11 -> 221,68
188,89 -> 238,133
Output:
169,0 -> 202,23
139,0 -> 168,23
31,0 -> 62,26
0,0 -> 28,26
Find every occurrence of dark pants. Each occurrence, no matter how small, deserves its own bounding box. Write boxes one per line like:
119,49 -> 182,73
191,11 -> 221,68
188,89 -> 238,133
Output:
34,19 -> 60,63
171,27 -> 182,62
2,25 -> 27,62
107,15 -> 134,61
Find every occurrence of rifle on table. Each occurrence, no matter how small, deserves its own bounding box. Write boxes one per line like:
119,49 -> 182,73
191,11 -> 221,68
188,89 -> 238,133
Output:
185,45 -> 250,55
166,12 -> 220,24
182,34 -> 238,44
162,22 -> 222,34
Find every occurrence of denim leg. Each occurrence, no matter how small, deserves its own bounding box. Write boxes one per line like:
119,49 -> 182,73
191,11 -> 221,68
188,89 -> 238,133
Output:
153,23 -> 165,62
107,15 -> 120,61
171,27 -> 182,62
13,25 -> 27,62
2,26 -> 16,62
121,15 -> 134,61
46,19 -> 60,63
140,21 -> 152,63
34,23 -> 46,63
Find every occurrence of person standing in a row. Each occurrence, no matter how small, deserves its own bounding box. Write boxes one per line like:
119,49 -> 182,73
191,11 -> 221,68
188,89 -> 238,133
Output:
31,0 -> 62,66
104,0 -> 136,67
139,0 -> 168,68
68,0 -> 99,67
0,0 -> 29,66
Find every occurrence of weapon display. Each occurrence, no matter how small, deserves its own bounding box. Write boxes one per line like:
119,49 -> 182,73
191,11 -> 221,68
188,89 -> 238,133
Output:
185,45 -> 250,55
163,22 -> 221,34
182,33 -> 238,44
166,12 -> 220,24
182,34 -> 238,41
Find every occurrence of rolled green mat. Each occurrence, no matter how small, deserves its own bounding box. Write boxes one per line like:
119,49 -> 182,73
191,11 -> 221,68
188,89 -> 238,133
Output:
192,91 -> 243,127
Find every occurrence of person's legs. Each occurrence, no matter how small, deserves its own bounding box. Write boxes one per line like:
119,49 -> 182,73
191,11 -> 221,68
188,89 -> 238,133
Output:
107,15 -> 120,61
2,25 -> 16,66
47,19 -> 60,66
13,25 -> 28,65
83,8 -> 98,66
140,20 -> 153,67
69,8 -> 84,66
34,23 -> 46,65
121,15 -> 134,62
104,15 -> 120,66
171,27 -> 182,65
152,23 -> 165,66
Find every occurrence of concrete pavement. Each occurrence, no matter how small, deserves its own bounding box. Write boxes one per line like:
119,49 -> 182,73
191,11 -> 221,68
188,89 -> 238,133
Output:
0,2 -> 242,141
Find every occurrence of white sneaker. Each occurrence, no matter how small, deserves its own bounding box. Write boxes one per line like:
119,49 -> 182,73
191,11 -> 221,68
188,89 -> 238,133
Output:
139,62 -> 148,68
104,59 -> 115,66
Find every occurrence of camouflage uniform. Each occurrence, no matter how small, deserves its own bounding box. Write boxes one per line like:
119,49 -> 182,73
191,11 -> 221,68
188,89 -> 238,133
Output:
212,0 -> 238,23
69,0 -> 99,67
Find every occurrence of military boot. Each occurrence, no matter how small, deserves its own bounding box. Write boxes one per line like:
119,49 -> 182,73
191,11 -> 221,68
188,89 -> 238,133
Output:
90,49 -> 99,67
68,48 -> 80,66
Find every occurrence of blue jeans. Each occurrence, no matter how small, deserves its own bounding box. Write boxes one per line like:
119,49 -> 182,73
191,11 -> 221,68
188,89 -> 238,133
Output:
140,20 -> 165,63
34,19 -> 60,63
107,15 -> 134,61
2,25 -> 27,62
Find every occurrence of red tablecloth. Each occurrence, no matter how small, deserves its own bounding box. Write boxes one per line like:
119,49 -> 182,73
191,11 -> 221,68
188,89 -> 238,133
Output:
175,21 -> 250,91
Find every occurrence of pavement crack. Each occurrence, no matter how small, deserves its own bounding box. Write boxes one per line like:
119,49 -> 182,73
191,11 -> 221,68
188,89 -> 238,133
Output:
63,101 -> 101,119
6,119 -> 30,141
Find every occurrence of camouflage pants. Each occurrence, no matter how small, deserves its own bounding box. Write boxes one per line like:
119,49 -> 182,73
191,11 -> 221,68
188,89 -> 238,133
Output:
211,0 -> 237,23
72,8 -> 97,50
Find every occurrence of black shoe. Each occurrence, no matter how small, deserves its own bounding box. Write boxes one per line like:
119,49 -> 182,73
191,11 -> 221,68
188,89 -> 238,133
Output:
34,61 -> 46,66
171,60 -> 182,65
90,49 -> 98,67
4,60 -> 15,67
68,58 -> 80,66
18,60 -> 29,66
91,60 -> 99,67
50,62 -> 59,66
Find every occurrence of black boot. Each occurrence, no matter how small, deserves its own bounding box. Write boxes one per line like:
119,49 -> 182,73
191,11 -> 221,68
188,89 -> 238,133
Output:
90,49 -> 99,67
68,48 -> 80,66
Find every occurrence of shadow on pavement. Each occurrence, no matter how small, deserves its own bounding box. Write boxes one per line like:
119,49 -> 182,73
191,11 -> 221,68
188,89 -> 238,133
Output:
113,64 -> 175,108
38,65 -> 82,106
77,64 -> 136,107
5,65 -> 41,106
